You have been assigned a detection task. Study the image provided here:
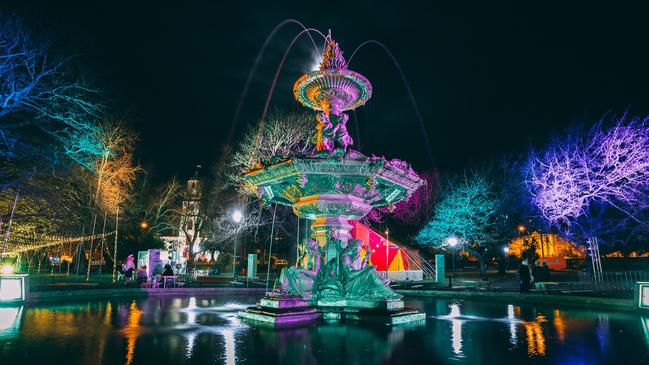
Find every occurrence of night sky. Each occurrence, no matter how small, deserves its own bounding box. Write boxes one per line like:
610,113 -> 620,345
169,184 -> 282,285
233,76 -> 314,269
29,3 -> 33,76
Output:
6,1 -> 649,182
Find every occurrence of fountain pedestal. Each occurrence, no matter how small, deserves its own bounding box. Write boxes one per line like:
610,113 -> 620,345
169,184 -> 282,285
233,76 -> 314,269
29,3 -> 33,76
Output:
240,295 -> 426,327
238,295 -> 321,327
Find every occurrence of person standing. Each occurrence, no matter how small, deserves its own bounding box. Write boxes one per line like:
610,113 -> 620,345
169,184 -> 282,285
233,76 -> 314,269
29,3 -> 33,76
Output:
531,261 -> 542,287
540,261 -> 551,282
518,259 -> 532,293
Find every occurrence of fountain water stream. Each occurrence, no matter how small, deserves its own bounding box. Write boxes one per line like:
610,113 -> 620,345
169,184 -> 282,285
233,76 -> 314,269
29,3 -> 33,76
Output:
238,32 -> 426,327
349,40 -> 434,163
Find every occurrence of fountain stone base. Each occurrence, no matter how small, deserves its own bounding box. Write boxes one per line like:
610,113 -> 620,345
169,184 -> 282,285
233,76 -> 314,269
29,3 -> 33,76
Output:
239,294 -> 425,327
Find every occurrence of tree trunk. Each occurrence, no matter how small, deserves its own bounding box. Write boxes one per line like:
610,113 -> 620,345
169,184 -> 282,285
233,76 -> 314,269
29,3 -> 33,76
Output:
498,254 -> 506,274
478,255 -> 486,276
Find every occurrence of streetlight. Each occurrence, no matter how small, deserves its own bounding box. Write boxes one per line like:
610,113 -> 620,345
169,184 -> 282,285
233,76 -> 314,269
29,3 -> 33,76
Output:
503,246 -> 510,254
1,264 -> 14,275
232,210 -> 243,224
231,209 -> 243,280
517,224 -> 526,233
140,221 -> 149,230
384,229 -> 390,279
446,236 -> 459,275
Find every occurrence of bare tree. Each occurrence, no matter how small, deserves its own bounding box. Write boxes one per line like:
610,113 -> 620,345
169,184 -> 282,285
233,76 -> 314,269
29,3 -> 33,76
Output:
92,122 -> 140,213
142,177 -> 182,237
228,110 -> 314,190
525,114 -> 649,235
1,13 -> 106,187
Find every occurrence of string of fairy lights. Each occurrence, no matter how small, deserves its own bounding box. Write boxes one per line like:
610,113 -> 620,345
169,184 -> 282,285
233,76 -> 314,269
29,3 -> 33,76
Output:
3,231 -> 116,256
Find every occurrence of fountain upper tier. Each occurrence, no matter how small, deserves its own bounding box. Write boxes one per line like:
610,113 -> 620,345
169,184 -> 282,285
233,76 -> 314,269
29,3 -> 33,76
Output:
244,36 -> 423,218
293,39 -> 372,115
243,152 -> 423,220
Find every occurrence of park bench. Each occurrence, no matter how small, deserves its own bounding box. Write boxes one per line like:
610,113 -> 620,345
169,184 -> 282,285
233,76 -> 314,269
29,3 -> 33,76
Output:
451,278 -> 491,291
532,281 -> 561,294
530,281 -> 595,294
195,276 -> 236,286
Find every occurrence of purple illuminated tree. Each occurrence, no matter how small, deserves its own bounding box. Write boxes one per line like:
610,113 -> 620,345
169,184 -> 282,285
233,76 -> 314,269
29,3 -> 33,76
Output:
525,114 -> 649,243
363,170 -> 439,226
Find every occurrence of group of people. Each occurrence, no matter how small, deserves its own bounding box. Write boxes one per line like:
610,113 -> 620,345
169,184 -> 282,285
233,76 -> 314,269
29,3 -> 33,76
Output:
119,254 -> 176,287
518,259 -> 551,293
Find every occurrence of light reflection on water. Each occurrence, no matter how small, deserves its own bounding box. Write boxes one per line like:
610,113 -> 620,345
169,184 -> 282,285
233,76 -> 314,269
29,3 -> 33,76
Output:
0,306 -> 23,338
523,314 -> 546,356
123,301 -> 143,365
507,304 -> 517,345
0,295 -> 648,364
642,316 -> 649,351
433,302 -> 548,357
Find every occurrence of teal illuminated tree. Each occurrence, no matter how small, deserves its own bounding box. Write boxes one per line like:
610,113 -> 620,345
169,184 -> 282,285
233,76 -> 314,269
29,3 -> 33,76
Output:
416,172 -> 499,275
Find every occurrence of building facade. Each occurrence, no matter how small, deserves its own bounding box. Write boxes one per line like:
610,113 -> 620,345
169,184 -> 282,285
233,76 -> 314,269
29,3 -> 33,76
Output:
161,167 -> 207,272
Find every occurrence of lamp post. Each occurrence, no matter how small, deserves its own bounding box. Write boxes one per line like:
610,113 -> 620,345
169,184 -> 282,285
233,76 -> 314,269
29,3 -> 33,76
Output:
231,210 -> 243,280
446,236 -> 459,275
112,206 -> 119,283
385,229 -> 390,278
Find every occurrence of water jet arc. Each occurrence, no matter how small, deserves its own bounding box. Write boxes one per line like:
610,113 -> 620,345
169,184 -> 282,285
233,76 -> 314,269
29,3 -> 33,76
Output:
349,40 -> 434,163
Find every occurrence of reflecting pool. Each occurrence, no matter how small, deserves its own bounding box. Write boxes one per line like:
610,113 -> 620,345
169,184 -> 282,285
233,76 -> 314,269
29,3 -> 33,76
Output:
0,294 -> 648,364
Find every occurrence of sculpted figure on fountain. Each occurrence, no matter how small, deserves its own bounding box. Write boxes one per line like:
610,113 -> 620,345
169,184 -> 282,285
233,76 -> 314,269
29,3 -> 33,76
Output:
278,238 -> 321,296
316,111 -> 353,153
340,239 -> 401,300
314,237 -> 402,302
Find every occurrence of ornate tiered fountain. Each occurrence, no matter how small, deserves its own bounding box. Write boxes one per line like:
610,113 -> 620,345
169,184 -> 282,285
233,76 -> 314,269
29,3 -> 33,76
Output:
238,35 -> 426,326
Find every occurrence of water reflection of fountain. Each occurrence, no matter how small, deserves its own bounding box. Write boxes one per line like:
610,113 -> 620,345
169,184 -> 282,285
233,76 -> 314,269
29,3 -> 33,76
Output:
448,304 -> 464,356
501,304 -> 548,356
184,297 -> 198,356
219,328 -> 236,365
216,311 -> 243,364
0,306 -> 23,338
507,304 -> 518,346
434,302 -> 494,357
432,302 -> 553,358
174,297 -> 245,362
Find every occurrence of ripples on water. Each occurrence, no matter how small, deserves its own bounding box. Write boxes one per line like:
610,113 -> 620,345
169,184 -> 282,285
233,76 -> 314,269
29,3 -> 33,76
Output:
0,295 -> 648,364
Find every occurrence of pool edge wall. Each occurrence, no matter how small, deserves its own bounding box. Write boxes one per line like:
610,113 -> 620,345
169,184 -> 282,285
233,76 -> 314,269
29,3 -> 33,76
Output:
397,289 -> 635,311
26,287 -> 266,304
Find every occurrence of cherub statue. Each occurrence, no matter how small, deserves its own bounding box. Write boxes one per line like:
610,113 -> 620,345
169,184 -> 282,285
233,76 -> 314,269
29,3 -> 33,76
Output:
331,113 -> 353,152
316,112 -> 335,152
316,111 -> 354,152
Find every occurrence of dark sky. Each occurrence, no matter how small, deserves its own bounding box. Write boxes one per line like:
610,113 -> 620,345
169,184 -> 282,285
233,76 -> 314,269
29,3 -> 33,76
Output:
6,1 -> 649,182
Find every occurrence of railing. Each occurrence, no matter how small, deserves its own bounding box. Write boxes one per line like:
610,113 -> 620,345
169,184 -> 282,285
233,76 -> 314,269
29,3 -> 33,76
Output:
579,271 -> 649,291
399,246 -> 436,280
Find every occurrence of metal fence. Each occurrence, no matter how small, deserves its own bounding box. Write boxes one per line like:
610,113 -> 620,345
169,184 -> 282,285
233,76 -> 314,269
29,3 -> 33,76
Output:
579,271 -> 649,291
